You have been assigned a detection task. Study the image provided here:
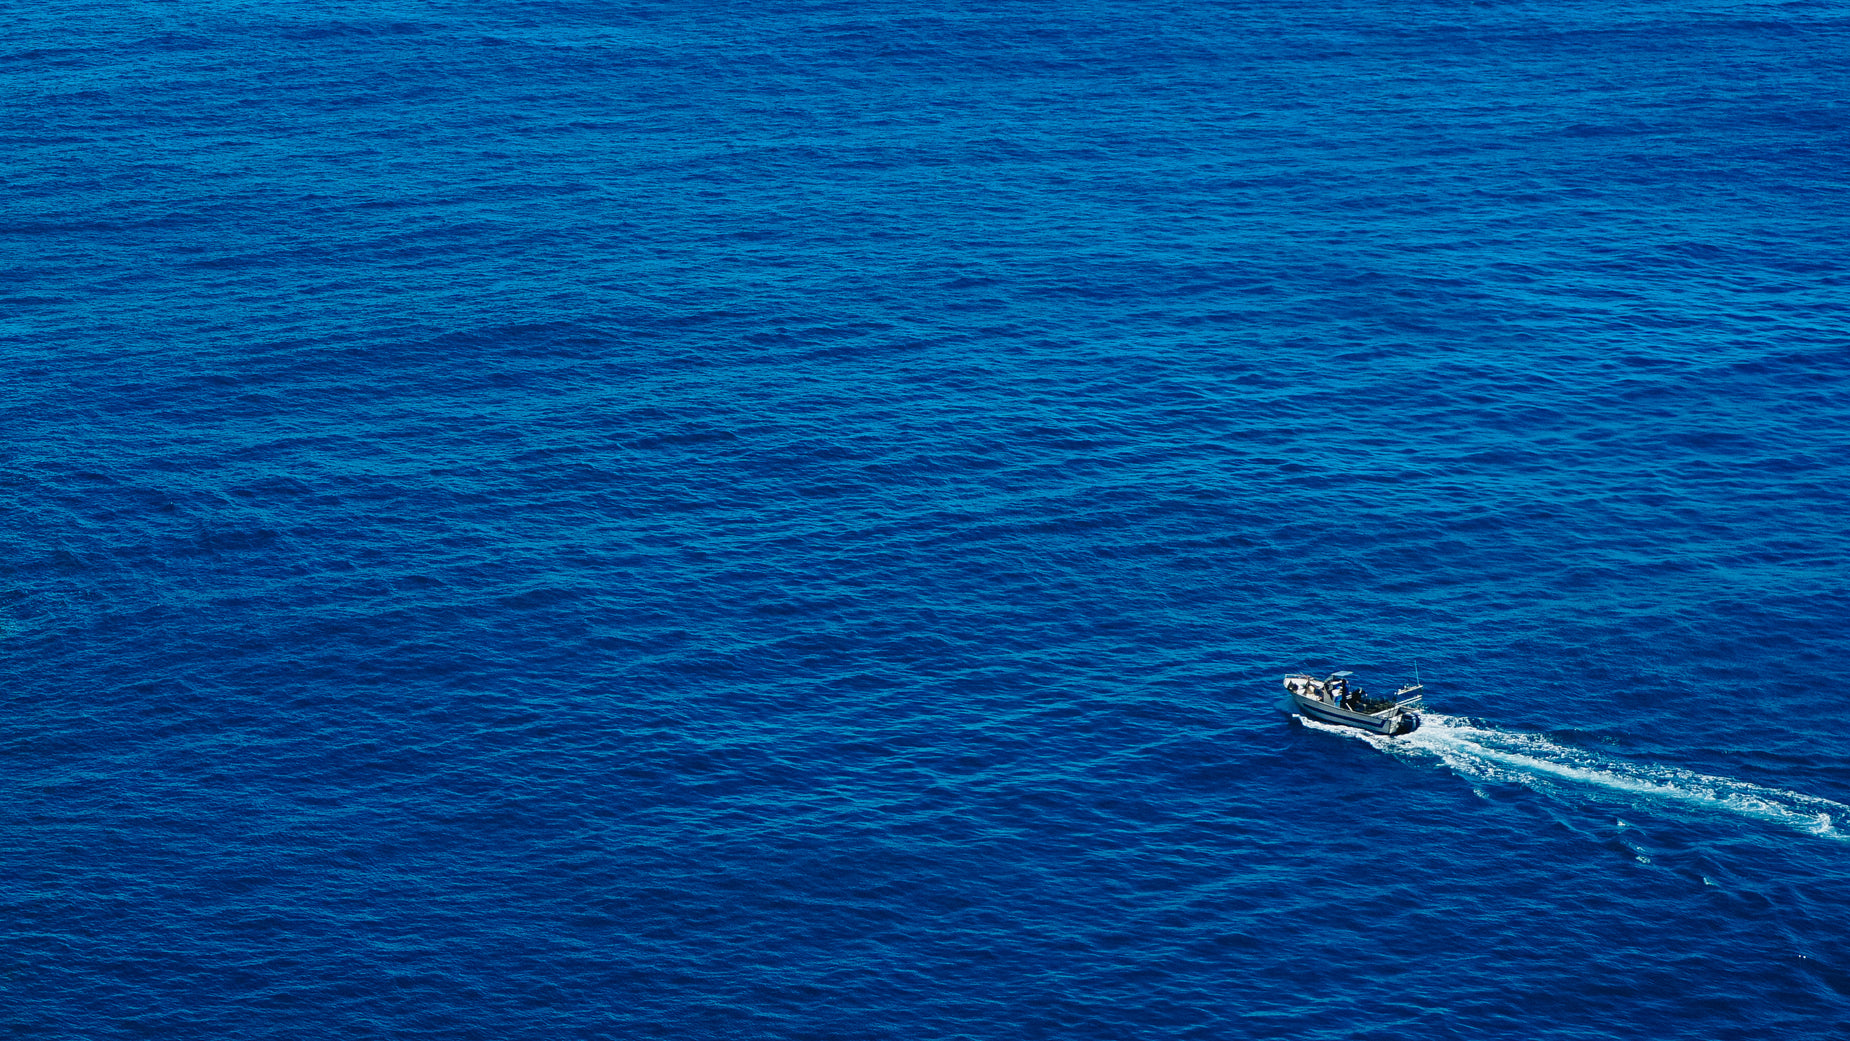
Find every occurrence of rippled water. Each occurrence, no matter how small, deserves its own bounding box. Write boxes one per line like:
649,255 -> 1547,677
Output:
5,1 -> 1849,1038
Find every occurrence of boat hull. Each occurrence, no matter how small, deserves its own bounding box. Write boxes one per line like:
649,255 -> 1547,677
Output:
1289,692 -> 1417,736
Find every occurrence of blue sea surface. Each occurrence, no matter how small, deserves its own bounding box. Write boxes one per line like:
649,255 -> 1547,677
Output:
5,1 -> 1849,1038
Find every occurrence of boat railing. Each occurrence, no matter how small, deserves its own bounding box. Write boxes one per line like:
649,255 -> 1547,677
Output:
1360,693 -> 1423,716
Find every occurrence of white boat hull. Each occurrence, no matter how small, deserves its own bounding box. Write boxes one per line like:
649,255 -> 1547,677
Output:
1283,672 -> 1422,737
1290,692 -> 1410,735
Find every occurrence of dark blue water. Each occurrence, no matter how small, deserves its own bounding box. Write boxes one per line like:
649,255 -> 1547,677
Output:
6,2 -> 1849,1038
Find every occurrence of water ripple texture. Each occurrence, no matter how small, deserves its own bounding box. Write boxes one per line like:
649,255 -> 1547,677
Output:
5,1 -> 1850,1039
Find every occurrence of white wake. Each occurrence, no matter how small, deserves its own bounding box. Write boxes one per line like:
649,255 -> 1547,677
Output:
1303,712 -> 1849,842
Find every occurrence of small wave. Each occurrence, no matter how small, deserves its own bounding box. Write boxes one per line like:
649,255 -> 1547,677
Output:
1302,713 -> 1849,842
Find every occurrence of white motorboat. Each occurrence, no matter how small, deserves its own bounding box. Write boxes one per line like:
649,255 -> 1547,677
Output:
1283,670 -> 1423,736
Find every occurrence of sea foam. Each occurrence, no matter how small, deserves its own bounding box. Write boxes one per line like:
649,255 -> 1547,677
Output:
1303,713 -> 1849,841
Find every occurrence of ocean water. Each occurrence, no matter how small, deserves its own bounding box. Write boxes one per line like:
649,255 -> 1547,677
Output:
5,1 -> 1849,1038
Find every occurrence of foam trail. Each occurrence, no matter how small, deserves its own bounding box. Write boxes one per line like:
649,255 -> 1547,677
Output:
1304,713 -> 1849,841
